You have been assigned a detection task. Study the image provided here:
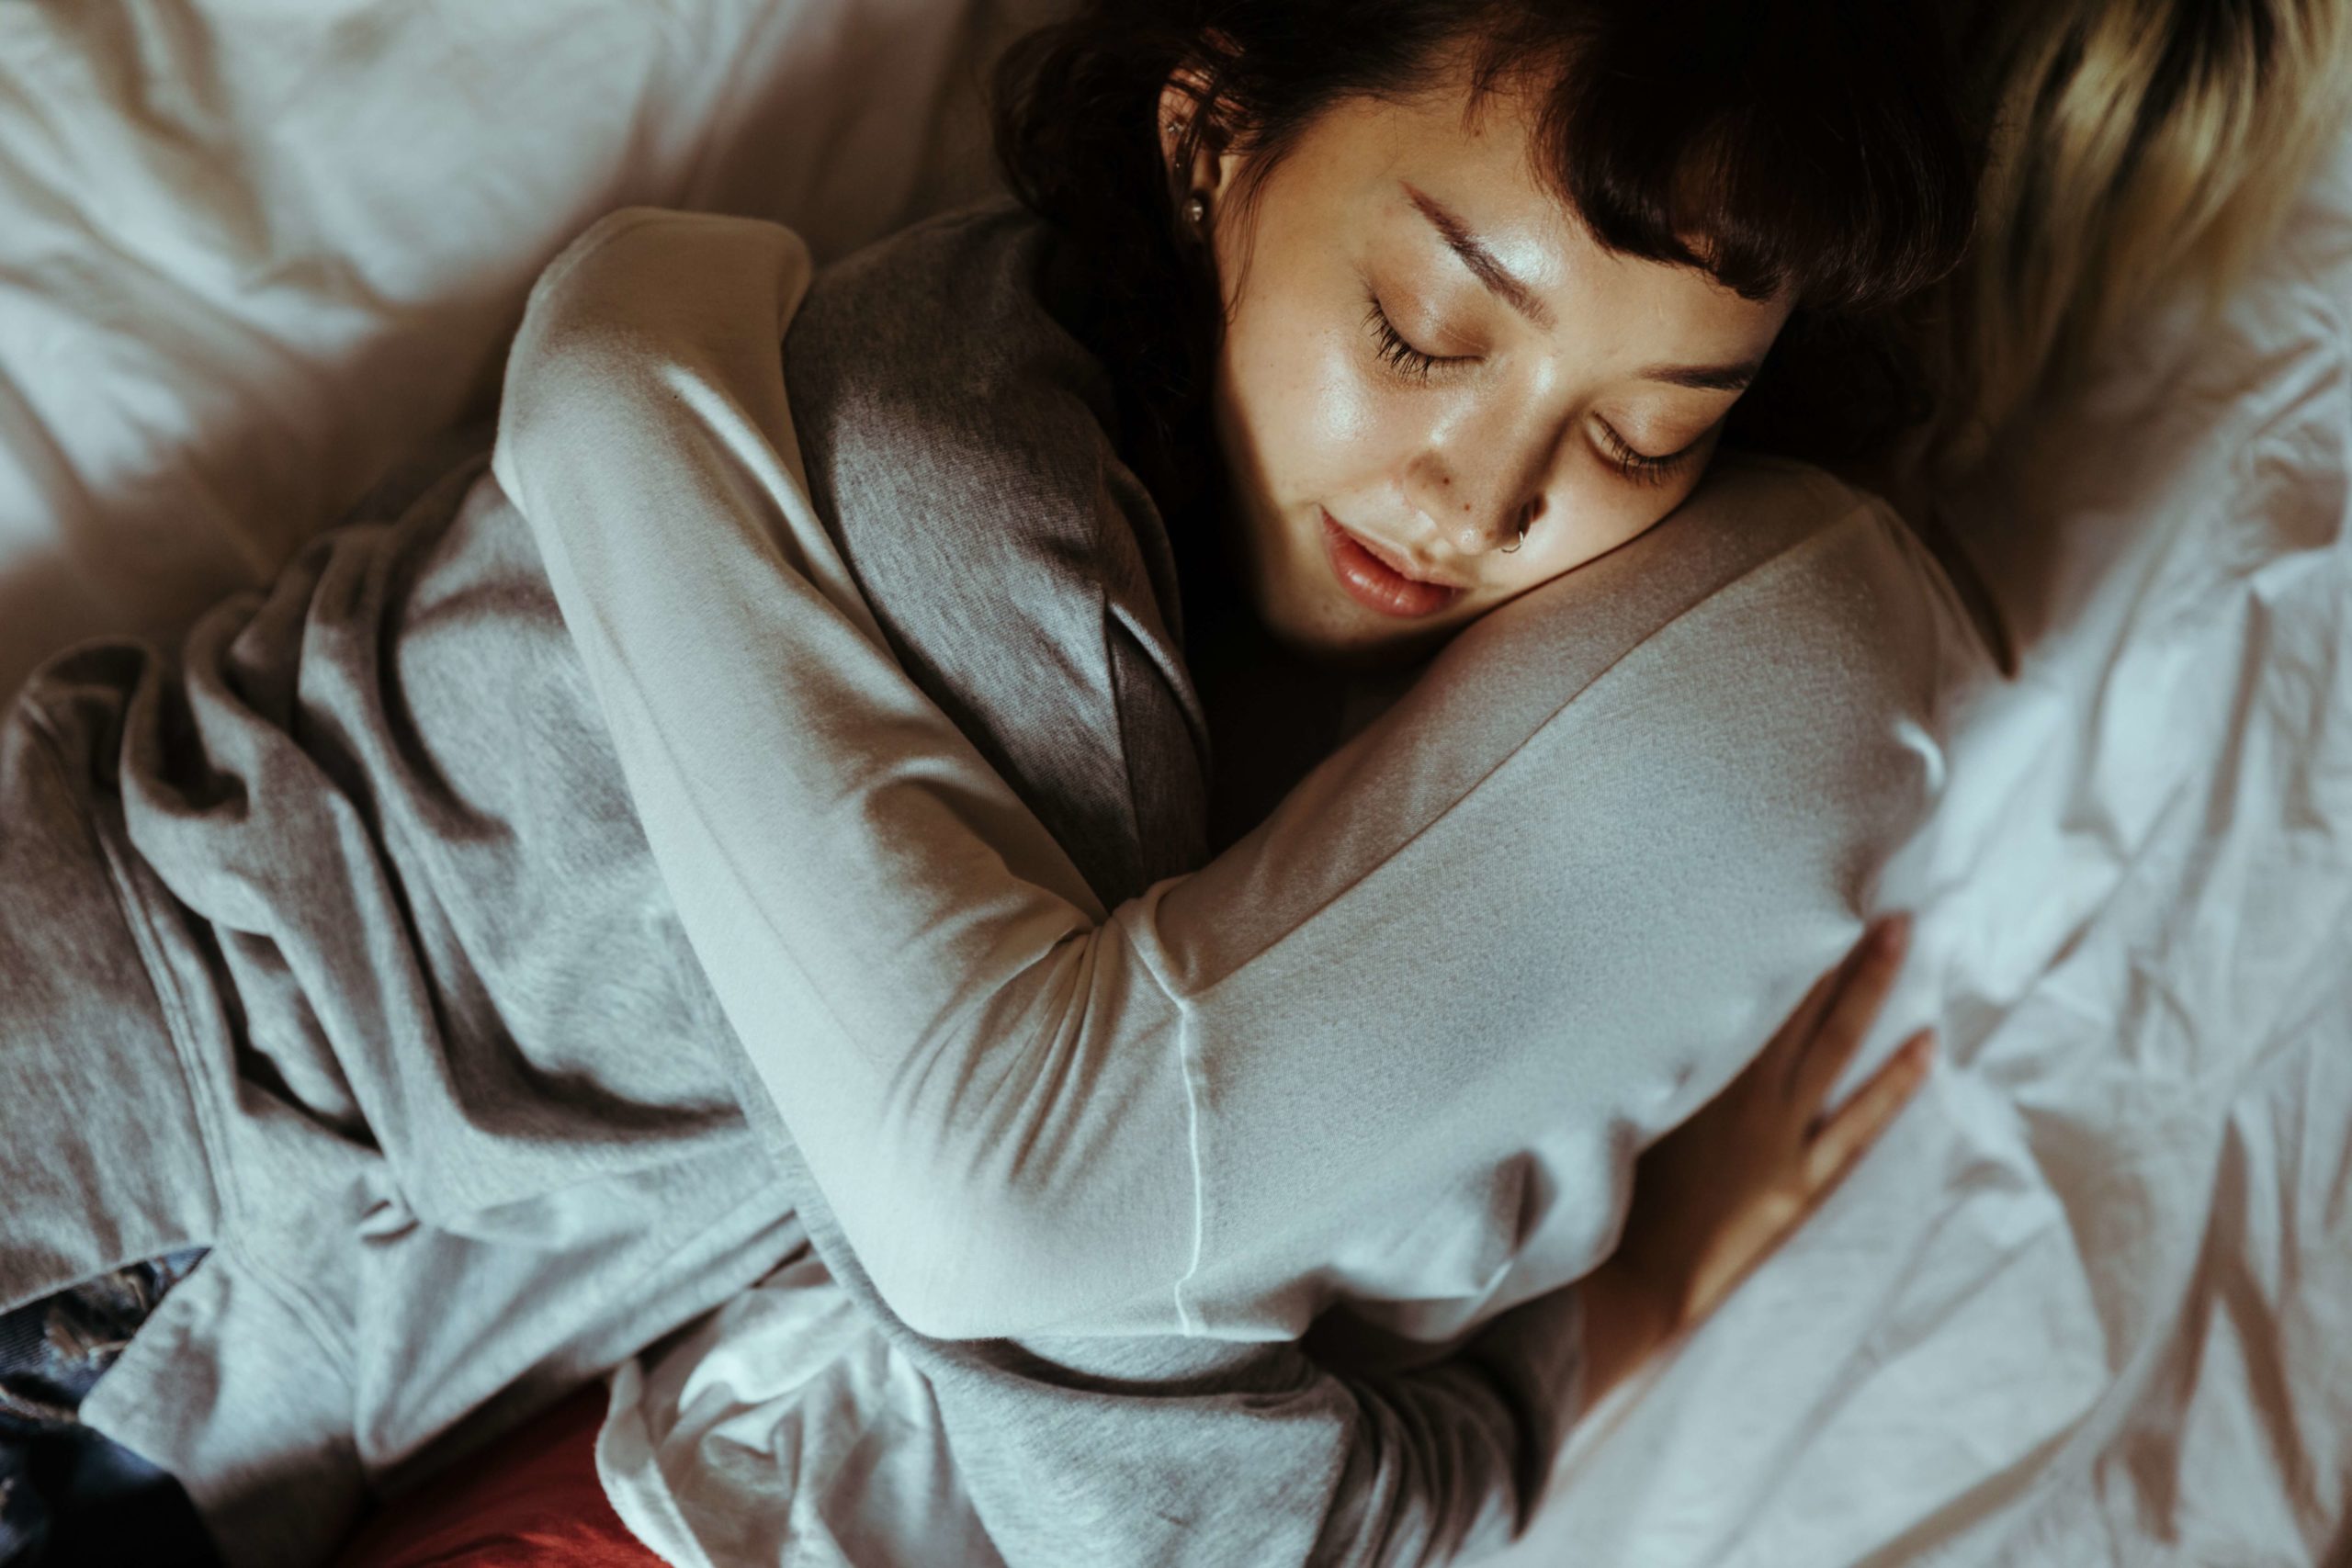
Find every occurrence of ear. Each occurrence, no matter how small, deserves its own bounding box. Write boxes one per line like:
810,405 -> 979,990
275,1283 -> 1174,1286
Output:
1155,64 -> 1228,200
1152,36 -> 1250,208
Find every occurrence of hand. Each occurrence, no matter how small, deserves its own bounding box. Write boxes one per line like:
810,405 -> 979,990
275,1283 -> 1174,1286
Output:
1591,919 -> 1935,1379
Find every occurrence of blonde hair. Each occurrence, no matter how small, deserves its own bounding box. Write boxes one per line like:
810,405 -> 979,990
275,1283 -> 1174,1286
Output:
1928,0 -> 2352,472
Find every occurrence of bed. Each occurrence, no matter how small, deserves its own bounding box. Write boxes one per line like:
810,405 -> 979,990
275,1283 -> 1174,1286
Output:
3,4 -> 2346,1564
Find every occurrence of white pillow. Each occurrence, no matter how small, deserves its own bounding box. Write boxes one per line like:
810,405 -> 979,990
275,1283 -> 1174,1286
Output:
0,0 -> 1018,696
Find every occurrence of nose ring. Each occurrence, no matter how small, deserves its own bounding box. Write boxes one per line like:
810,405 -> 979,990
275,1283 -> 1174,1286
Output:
1499,513 -> 1532,554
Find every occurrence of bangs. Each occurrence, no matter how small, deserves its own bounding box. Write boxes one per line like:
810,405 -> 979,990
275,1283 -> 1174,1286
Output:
1471,1 -> 1977,310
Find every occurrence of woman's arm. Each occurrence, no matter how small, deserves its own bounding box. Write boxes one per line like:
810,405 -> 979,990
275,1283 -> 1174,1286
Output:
494,210 -> 1194,1339
493,209 -> 1980,1344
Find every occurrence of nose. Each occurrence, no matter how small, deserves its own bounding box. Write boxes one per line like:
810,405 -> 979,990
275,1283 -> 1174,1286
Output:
1406,416 -> 1561,558
1492,494 -> 1544,553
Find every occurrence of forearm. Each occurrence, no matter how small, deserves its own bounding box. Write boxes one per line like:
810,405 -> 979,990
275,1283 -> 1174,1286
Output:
922,1318 -> 1593,1568
1455,1265 -> 1668,1515
1312,1346 -> 1578,1566
1303,1275 -> 1653,1562
1507,1263 -> 1668,1419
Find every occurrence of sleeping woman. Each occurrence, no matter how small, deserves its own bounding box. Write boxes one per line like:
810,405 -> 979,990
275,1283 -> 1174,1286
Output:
0,1 -> 1995,1563
506,5 -> 1986,1562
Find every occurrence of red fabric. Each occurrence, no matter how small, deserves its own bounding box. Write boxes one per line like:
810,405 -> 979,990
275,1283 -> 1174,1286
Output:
334,1386 -> 667,1568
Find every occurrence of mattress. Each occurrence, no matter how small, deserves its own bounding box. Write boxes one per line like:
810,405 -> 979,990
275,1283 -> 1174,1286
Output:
3,5 -> 2345,1563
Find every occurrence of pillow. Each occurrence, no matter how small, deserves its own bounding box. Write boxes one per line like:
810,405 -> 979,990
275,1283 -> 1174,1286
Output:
0,0 -> 1006,697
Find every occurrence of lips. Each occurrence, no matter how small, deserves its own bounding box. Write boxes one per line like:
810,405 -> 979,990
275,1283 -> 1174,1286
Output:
1319,509 -> 1465,619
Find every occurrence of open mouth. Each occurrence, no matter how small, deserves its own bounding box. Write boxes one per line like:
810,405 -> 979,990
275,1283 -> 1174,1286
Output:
1319,510 -> 1465,619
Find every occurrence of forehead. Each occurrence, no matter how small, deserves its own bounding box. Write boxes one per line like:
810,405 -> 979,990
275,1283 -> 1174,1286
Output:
1269,68 -> 1791,358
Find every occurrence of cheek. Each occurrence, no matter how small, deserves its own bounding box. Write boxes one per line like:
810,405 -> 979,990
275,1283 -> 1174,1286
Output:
1221,285 -> 1396,498
1524,464 -> 1710,578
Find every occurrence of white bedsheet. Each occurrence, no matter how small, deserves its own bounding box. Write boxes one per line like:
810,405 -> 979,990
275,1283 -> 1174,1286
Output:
4,6 -> 2346,1564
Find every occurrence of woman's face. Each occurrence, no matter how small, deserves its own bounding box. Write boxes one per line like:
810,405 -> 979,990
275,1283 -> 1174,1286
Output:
1167,62 -> 1793,663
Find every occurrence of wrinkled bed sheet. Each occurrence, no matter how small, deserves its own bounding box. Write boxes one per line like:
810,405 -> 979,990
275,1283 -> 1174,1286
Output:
2,5 -> 2346,1564
0,0 -> 1042,701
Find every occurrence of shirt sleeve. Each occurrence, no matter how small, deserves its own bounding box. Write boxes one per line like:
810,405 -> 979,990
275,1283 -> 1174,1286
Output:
768,1126 -> 1592,1568
956,1290 -> 1596,1566
492,208 -> 1979,1348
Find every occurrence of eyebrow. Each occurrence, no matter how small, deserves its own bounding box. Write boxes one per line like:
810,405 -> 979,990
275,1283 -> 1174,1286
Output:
1639,359 -> 1763,393
1405,183 -> 1555,330
1403,183 -> 1763,394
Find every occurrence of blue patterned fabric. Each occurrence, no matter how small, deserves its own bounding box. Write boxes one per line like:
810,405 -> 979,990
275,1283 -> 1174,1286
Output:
0,1253 -> 215,1567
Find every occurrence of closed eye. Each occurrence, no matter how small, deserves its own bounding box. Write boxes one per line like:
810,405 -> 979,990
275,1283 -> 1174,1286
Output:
1594,418 -> 1704,488
1363,291 -> 1474,385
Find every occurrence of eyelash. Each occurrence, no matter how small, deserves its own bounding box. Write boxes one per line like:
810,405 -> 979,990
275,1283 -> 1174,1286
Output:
1362,288 -> 1702,487
1362,293 -> 1462,384
1594,421 -> 1697,488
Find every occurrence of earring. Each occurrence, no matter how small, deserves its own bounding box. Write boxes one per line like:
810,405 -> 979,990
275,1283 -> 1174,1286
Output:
1183,193 -> 1208,229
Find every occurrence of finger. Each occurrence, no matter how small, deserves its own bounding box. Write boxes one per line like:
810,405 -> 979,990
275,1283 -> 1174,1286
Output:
1789,915 -> 1912,1110
1767,923 -> 1886,1082
1766,963 -> 1847,1080
1801,1030 -> 1933,1191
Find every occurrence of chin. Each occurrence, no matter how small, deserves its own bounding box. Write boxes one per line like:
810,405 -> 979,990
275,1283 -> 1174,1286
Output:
1227,495 -> 1458,668
1259,585 -> 1455,671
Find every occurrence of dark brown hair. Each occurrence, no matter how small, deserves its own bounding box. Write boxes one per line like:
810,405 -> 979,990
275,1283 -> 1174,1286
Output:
992,0 -> 1981,517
